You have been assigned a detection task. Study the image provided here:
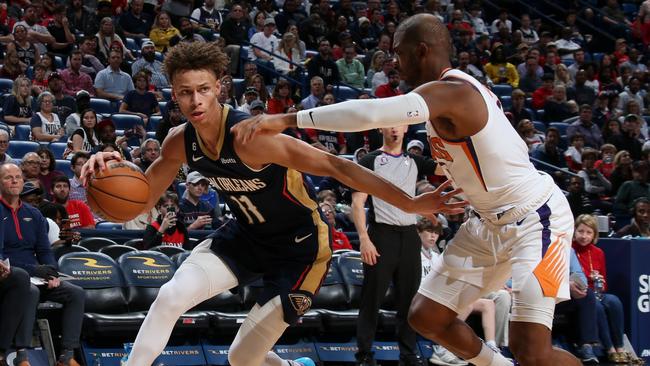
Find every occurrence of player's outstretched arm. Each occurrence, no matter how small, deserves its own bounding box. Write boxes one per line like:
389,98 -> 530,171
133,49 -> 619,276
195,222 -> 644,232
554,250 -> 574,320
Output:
235,133 -> 467,216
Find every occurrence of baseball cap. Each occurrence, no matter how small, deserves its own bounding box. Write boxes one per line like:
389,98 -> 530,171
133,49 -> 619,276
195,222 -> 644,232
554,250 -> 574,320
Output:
76,90 -> 91,100
407,140 -> 424,151
250,100 -> 265,111
96,118 -> 115,130
186,171 -> 208,184
245,87 -> 259,96
20,181 -> 43,197
264,18 -> 276,26
48,72 -> 62,82
141,40 -> 155,50
358,17 -> 370,25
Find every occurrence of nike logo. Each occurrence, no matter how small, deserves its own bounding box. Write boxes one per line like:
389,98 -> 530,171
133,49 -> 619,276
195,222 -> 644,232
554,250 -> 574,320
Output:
192,155 -> 204,162
308,111 -> 316,126
516,218 -> 526,226
294,233 -> 313,243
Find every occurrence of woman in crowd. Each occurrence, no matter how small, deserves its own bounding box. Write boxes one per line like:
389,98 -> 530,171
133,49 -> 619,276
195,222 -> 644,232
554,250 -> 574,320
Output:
3,76 -> 33,126
36,146 -> 64,198
244,73 -> 269,103
365,50 -> 385,88
319,201 -> 352,251
516,119 -> 545,151
248,11 -> 266,40
39,52 -> 58,78
273,32 -> 301,76
219,75 -> 239,109
149,11 -> 180,53
573,214 -> 633,364
602,119 -> 622,144
6,24 -> 39,67
555,63 -> 573,88
0,48 -> 27,79
143,192 -> 191,249
30,92 -> 64,142
67,109 -> 99,157
610,150 -> 634,194
96,17 -> 129,60
287,24 -> 307,60
266,80 -> 295,114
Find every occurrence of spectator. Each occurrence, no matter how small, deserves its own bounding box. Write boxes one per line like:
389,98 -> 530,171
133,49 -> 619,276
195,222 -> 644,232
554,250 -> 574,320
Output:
136,138 -> 160,172
365,50 -> 386,88
609,114 -> 644,160
64,90 -> 93,137
615,161 -> 650,213
67,109 -> 99,157
352,125 -> 435,366
567,105 -> 603,148
374,69 -> 402,98
567,70 -> 596,107
14,3 -> 56,54
544,83 -> 575,123
565,176 -> 595,218
319,201 -> 352,251
96,17 -> 130,61
40,53 -> 59,79
610,150 -> 634,195
46,4 -> 74,55
0,130 -> 12,166
287,24 -> 307,60
21,152 -> 42,184
490,8 -> 512,34
301,76 -> 325,110
155,100 -> 186,143
245,74 -> 269,103
131,40 -> 170,90
149,11 -> 179,53
95,50 -> 135,102
238,87 -> 260,114
0,48 -> 27,79
249,17 -> 278,82
169,17 -> 206,47
304,125 -> 347,155
517,119 -> 544,151
143,192 -> 191,249
61,50 -> 95,97
371,58 -> 394,93
456,51 -> 484,79
7,24 -> 40,67
565,133 -> 585,172
484,43 -> 519,88
508,89 -> 533,126
190,0 -> 223,34
2,76 -> 33,126
555,63 -> 573,88
74,36 -> 105,79
616,197 -> 650,237
119,72 -> 160,125
595,143 -> 617,179
30,92 -> 65,142
532,127 -> 567,177
0,246 -> 32,366
219,75 -> 239,109
620,101 -> 646,139
617,77 -> 645,113
601,0 -> 633,37
38,200 -> 81,247
518,13 -> 538,45
219,4 -> 249,76
179,171 -> 220,230
66,0 -> 97,37
573,214 -> 631,364
119,0 -> 152,41
307,38 -> 341,89
518,56 -> 542,94
593,92 -> 612,129
267,80 -> 295,115
94,118 -> 133,161
531,73 -> 555,110
0,163 -> 84,366
68,151 -> 90,203
36,146 -> 64,198
578,148 -> 613,210
249,12 -> 269,40
249,100 -> 266,116
50,175 -> 95,229
336,44 -> 365,89
273,32 -> 302,76
45,72 -> 76,122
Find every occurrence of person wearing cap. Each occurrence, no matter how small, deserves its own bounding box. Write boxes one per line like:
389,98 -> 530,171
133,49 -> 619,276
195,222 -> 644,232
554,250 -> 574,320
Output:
250,17 -> 279,84
45,71 -> 76,122
132,40 -> 170,90
336,44 -> 365,89
0,163 -> 85,366
95,49 -> 135,102
119,0 -> 153,41
6,24 -> 40,68
407,140 -> 424,156
60,50 -> 95,97
250,100 -> 266,116
179,171 -> 220,230
238,87 -> 261,114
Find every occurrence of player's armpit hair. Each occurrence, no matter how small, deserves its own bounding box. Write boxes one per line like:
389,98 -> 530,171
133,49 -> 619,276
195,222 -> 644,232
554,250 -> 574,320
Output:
163,42 -> 230,81
296,93 -> 430,132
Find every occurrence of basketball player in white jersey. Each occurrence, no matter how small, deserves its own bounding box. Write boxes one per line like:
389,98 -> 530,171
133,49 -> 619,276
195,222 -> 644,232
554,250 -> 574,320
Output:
233,14 -> 580,366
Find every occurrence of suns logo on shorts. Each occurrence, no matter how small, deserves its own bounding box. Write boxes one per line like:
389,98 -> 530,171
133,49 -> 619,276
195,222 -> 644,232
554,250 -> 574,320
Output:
288,293 -> 312,315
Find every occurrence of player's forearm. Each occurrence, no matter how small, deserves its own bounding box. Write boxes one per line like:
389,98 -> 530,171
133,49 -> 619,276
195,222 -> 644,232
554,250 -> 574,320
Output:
296,93 -> 429,132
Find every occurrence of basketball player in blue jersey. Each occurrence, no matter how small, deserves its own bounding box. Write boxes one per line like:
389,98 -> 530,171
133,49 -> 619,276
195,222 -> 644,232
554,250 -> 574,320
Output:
234,14 -> 582,366
80,42 -> 466,366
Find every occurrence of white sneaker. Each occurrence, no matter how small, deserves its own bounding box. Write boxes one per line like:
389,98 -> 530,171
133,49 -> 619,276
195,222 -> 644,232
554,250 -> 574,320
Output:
429,345 -> 468,366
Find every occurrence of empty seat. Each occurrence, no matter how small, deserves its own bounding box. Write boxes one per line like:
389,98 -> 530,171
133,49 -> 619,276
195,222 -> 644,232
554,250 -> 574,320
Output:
123,238 -> 144,250
110,113 -> 144,130
48,142 -> 68,159
549,122 -> 570,136
150,245 -> 186,257
8,140 -> 39,157
492,84 -> 513,97
78,237 -> 119,252
162,88 -> 172,101
90,98 -> 116,115
98,244 -> 137,260
147,115 -> 163,132
53,244 -> 89,261
95,221 -> 124,230
533,121 -> 546,133
55,159 -> 73,178
0,78 -> 13,93
333,85 -> 359,101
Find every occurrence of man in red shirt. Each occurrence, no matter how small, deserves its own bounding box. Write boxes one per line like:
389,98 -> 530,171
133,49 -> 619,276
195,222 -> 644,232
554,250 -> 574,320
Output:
50,175 -> 95,229
374,69 -> 403,98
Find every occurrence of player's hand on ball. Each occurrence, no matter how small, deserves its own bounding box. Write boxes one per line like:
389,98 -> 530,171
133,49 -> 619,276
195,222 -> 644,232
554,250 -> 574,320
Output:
411,180 -> 468,216
231,114 -> 291,144
80,151 -> 123,187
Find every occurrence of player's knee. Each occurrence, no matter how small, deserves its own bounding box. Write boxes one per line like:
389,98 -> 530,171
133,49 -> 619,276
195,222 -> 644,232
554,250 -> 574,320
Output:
153,282 -> 189,315
407,296 -> 453,339
227,343 -> 249,366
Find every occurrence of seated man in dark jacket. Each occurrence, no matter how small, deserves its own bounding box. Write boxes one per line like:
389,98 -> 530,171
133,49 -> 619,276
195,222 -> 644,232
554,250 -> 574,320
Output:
0,163 -> 84,366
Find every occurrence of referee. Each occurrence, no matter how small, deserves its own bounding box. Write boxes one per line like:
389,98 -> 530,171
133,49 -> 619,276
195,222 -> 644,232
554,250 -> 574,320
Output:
353,126 -> 436,366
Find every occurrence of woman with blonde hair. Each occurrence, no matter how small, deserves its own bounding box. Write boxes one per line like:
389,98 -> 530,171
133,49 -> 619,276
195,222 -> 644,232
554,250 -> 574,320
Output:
244,73 -> 269,103
2,76 -> 33,126
149,11 -> 180,53
366,50 -> 386,87
273,32 -> 301,76
555,63 -> 573,88
96,17 -> 130,60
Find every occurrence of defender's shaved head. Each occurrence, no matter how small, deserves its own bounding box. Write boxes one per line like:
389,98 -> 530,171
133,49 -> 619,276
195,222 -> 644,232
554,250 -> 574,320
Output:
394,13 -> 452,55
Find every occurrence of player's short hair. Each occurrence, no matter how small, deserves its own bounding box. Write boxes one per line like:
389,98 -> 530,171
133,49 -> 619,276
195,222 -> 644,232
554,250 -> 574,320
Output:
574,214 -> 599,244
164,42 -> 230,81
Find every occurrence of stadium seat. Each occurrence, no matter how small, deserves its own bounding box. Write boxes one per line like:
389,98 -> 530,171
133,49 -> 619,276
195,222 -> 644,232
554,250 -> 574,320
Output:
177,182 -> 186,198
90,98 -> 116,115
48,142 -> 68,159
591,52 -> 604,64
162,88 -> 172,101
333,85 -> 360,101
549,122 -> 570,136
78,237 -> 118,252
533,121 -> 546,132
0,78 -> 13,93
150,245 -> 186,257
492,84 -> 512,97
98,244 -> 137,260
232,78 -> 245,97
172,251 -> 191,267
96,222 -> 124,230
54,55 -> 65,69
8,141 -> 39,158
110,113 -> 144,130
53,244 -> 88,261
147,115 -> 162,132
312,255 -> 349,310
499,95 -> 512,110
158,101 -> 167,115
123,238 -> 144,250
13,125 -> 32,141
55,159 -> 73,178
622,3 -> 637,18
125,37 -> 138,53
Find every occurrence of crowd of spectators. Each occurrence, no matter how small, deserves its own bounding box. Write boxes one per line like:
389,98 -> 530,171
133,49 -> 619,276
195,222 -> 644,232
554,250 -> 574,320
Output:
0,0 -> 649,364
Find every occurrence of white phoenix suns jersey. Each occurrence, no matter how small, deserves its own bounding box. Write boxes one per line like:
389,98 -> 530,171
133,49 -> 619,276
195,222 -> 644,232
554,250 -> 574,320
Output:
425,69 -> 553,218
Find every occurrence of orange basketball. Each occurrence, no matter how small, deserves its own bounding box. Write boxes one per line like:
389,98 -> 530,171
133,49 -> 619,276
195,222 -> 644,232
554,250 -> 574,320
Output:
87,160 -> 150,223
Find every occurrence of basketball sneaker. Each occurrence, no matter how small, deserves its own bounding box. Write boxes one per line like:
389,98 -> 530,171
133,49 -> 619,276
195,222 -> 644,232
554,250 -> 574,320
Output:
292,357 -> 316,366
429,345 -> 468,366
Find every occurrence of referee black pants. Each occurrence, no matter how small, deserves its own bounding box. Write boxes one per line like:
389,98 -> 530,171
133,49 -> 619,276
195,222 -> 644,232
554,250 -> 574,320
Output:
356,222 -> 422,358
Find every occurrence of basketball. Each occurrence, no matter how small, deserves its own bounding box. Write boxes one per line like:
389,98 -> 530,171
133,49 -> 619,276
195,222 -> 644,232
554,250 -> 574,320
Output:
87,160 -> 150,223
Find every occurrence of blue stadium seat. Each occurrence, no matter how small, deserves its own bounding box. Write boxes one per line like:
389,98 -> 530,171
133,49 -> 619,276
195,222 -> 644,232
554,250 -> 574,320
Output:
90,98 -> 116,115
533,121 -> 547,132
119,251 -> 176,311
549,122 -> 570,136
161,88 -> 172,101
499,95 -> 512,110
0,78 -> 13,93
232,78 -> 245,98
591,52 -> 604,64
125,37 -> 138,52
622,3 -> 637,18
305,50 -> 318,59
8,140 -> 39,158
176,182 -> 186,198
147,115 -> 162,132
334,85 -> 360,101
99,244 -> 136,261
150,245 -> 186,257
48,142 -> 68,159
155,51 -> 163,62
561,59 -> 574,67
95,222 -> 124,230
158,101 -> 167,115
78,237 -> 118,252
55,159 -> 73,178
13,125 -> 32,140
145,131 -> 155,139
54,55 -> 65,69
110,113 -> 144,130
492,84 -> 513,97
